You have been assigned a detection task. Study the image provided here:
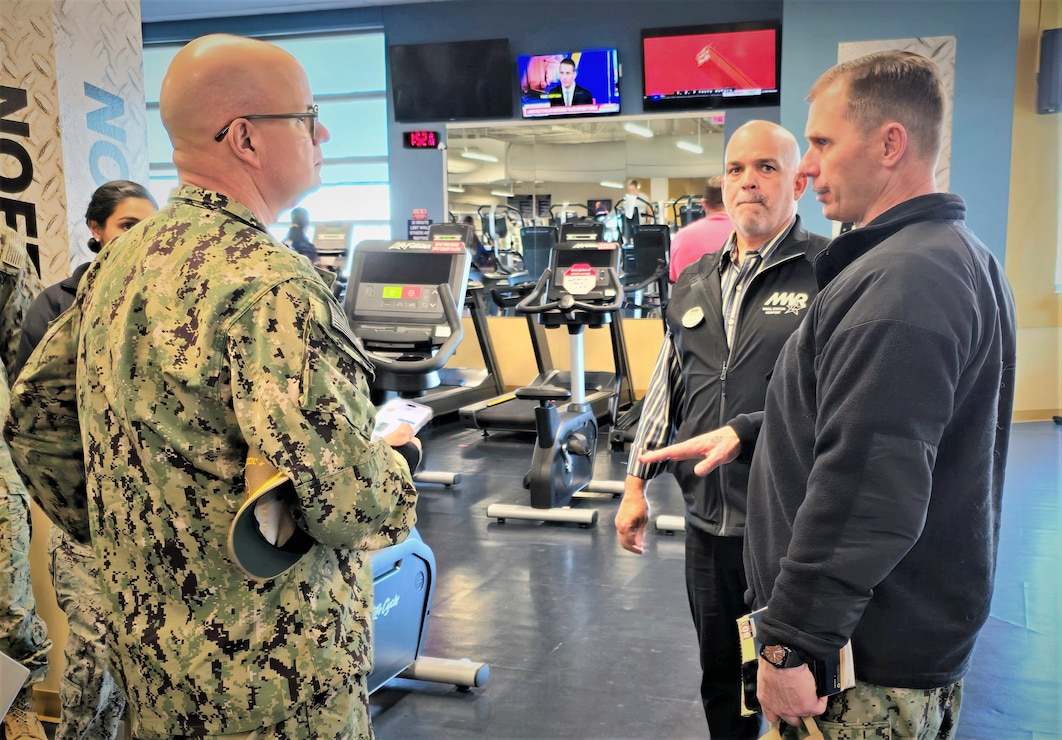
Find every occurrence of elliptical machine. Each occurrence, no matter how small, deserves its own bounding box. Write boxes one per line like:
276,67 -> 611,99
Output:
485,242 -> 626,527
340,239 -> 490,693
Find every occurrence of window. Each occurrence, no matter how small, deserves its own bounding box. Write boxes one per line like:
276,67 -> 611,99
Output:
142,30 -> 391,268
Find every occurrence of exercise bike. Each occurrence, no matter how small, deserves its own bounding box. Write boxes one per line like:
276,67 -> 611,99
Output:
485,242 -> 626,527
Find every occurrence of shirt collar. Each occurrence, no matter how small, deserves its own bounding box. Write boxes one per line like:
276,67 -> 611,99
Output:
720,216 -> 796,270
168,185 -> 270,234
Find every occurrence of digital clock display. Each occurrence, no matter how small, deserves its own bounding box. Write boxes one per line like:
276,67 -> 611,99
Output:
403,130 -> 440,149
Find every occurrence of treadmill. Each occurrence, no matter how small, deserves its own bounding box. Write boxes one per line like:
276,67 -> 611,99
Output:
344,239 -> 505,417
458,240 -> 636,435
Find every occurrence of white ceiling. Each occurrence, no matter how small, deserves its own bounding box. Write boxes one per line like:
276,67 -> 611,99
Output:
139,0 -> 458,23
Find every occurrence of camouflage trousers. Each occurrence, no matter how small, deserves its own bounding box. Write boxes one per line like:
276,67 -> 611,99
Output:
780,679 -> 962,739
48,526 -> 126,740
0,438 -> 51,695
162,677 -> 372,740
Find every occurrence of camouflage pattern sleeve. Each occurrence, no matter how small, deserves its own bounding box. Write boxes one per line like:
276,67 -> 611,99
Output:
0,225 -> 44,383
3,302 -> 90,544
226,278 -> 417,552
0,223 -> 52,681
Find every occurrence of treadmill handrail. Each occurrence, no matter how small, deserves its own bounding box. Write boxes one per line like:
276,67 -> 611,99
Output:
516,268 -> 625,315
363,283 -> 464,374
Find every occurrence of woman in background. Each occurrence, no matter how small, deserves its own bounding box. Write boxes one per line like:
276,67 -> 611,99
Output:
13,180 -> 157,740
283,206 -> 320,266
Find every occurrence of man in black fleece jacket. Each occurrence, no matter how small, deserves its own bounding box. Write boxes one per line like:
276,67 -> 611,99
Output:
744,51 -> 1016,736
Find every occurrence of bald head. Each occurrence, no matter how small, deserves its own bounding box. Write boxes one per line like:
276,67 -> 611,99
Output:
161,35 -> 299,150
160,34 -> 324,223
722,120 -> 807,249
726,121 -> 802,174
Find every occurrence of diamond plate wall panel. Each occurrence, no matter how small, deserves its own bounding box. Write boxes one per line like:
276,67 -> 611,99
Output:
0,0 -> 67,283
1,0 -> 147,285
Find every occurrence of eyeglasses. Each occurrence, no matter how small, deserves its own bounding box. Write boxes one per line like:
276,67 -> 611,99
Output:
214,105 -> 319,142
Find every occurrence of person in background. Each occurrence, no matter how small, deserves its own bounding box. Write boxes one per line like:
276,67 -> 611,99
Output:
668,175 -> 734,281
283,205 -> 320,267
462,214 -> 495,271
6,33 -> 419,740
744,50 -> 1016,736
622,177 -> 653,243
0,223 -> 47,740
546,57 -> 592,107
11,180 -> 157,740
615,120 -> 828,739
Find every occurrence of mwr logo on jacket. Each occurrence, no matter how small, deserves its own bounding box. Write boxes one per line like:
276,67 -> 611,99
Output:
761,291 -> 809,315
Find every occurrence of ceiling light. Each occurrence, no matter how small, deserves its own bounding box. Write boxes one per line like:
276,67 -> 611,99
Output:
461,148 -> 498,162
599,180 -> 625,189
676,140 -> 704,154
489,188 -> 514,198
623,122 -> 654,138
447,184 -> 465,193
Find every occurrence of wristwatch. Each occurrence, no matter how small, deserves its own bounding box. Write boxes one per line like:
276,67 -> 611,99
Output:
759,643 -> 808,669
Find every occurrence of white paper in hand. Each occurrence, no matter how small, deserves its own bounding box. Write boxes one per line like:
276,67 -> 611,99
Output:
371,399 -> 433,441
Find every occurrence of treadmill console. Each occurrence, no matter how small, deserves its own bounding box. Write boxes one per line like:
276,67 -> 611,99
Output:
548,241 -> 620,302
345,239 -> 471,350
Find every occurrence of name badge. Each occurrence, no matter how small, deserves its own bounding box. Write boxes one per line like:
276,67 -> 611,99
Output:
681,306 -> 705,328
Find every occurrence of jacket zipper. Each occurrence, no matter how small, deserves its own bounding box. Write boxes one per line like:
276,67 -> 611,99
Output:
717,250 -> 804,534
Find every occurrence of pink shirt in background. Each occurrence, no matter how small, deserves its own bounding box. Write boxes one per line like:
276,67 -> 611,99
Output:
668,212 -> 735,282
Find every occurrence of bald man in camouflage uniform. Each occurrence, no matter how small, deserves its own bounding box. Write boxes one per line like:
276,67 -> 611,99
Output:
6,35 -> 418,740
0,223 -> 49,740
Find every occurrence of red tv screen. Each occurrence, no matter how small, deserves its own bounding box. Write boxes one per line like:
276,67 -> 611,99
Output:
642,21 -> 780,111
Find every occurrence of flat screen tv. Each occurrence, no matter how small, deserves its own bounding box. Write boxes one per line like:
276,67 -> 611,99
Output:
518,48 -> 620,119
641,21 -> 780,112
587,198 -> 613,217
389,38 -> 512,122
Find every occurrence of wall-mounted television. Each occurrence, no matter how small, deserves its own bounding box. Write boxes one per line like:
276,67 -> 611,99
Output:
518,48 -> 620,119
389,38 -> 512,122
588,198 -> 613,217
641,21 -> 780,112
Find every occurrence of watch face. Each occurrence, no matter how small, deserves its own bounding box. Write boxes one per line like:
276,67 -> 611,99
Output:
761,644 -> 788,667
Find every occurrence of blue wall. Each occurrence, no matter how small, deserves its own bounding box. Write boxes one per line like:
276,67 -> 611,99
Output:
144,0 -> 1020,262
780,1 -> 1020,260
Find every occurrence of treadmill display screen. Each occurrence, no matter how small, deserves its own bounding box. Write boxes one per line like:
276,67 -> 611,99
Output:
345,241 -> 470,331
360,252 -> 453,286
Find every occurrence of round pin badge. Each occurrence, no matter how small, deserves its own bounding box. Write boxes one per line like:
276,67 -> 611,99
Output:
681,306 -> 705,328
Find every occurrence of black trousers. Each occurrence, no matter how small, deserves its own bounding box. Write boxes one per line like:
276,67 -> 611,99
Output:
685,526 -> 760,739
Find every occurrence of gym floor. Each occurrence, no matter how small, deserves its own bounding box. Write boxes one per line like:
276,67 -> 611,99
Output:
368,418 -> 1062,740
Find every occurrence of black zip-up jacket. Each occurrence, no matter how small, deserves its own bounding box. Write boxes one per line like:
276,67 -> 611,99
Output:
667,216 -> 828,536
744,194 -> 1017,688
12,261 -> 89,378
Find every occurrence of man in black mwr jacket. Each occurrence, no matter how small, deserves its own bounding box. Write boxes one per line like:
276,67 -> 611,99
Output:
616,120 -> 828,739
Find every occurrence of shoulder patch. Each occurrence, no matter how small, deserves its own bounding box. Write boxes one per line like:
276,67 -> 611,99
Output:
328,301 -> 375,374
0,229 -> 27,274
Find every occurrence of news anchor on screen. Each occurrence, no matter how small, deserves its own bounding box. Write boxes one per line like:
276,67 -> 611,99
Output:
547,58 -> 593,106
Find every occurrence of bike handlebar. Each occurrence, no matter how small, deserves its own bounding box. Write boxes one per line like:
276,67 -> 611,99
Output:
516,267 -> 624,315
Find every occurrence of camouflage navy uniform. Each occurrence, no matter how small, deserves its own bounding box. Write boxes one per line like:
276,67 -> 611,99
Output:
0,224 -> 49,707
12,262 -> 127,739
6,187 -> 418,739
